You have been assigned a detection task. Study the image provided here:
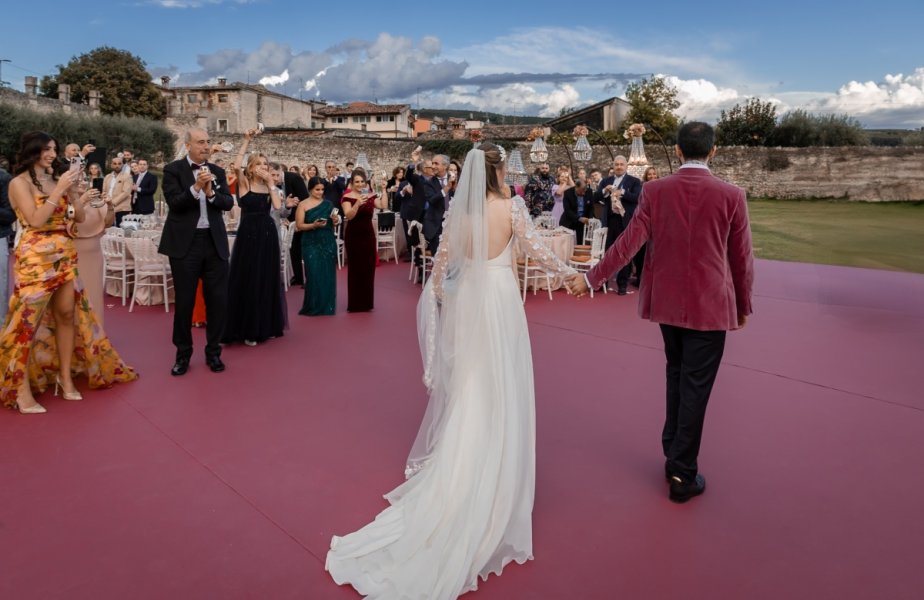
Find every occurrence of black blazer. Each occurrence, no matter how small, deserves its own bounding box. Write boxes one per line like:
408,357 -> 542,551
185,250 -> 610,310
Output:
322,176 -> 346,206
560,186 -> 594,230
594,173 -> 642,227
400,164 -> 428,223
405,164 -> 444,240
158,159 -> 234,260
132,171 -> 158,214
282,171 -> 310,220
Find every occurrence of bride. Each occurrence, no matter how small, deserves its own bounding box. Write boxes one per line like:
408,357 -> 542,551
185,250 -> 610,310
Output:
326,143 -> 577,599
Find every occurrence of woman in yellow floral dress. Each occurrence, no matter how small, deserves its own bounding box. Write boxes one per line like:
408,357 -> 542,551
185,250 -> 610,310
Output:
3,131 -> 137,414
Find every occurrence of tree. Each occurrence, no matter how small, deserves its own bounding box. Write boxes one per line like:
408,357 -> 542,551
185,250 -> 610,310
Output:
623,76 -> 680,141
716,98 -> 777,146
768,110 -> 867,147
40,47 -> 165,120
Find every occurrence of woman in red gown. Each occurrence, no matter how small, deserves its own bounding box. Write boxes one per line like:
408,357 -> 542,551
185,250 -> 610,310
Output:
341,168 -> 387,312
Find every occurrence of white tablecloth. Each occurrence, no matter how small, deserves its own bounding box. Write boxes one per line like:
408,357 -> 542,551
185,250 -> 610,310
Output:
519,228 -> 576,291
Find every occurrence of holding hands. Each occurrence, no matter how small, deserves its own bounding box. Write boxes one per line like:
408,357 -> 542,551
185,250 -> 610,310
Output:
565,273 -> 590,298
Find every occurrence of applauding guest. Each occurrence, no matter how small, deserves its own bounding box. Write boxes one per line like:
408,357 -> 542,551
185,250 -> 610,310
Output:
158,128 -> 234,376
222,128 -> 287,346
341,168 -> 387,312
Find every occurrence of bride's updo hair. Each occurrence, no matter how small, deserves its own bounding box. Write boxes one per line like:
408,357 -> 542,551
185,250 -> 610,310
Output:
480,142 -> 510,199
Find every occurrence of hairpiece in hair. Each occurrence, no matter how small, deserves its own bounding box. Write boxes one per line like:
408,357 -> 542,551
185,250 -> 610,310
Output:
497,145 -> 506,163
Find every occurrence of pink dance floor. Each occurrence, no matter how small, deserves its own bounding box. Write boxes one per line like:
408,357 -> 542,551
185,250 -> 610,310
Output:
1,259 -> 922,599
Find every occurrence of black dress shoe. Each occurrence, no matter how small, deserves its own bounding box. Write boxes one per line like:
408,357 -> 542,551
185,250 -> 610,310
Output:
669,474 -> 706,503
617,286 -> 628,296
171,359 -> 189,376
206,356 -> 225,373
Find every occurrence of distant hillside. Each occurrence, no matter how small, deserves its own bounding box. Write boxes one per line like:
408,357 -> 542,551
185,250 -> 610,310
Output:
865,128 -> 924,146
415,108 -> 546,125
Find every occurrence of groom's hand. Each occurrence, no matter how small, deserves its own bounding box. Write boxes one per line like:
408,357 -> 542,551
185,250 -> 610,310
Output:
737,313 -> 748,329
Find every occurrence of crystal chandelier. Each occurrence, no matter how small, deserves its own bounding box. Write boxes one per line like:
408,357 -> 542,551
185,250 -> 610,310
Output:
529,137 -> 549,163
572,135 -> 592,162
355,152 -> 372,173
505,149 -> 528,186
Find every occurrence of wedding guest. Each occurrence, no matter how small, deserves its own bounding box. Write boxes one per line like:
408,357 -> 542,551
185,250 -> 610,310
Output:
594,155 -> 642,295
268,162 -> 308,286
0,157 -> 14,324
131,158 -> 158,215
120,149 -> 134,175
302,164 -> 319,181
60,143 -> 94,173
87,162 -> 104,192
567,122 -> 754,503
524,162 -> 555,217
447,159 -> 462,203
551,170 -> 574,226
129,160 -> 139,176
643,166 -> 659,182
386,166 -> 407,212
223,129 -> 287,346
322,161 -> 347,206
288,165 -> 301,174
104,156 -> 134,226
296,176 -> 339,316
3,131 -> 136,413
399,158 -> 429,267
341,168 -> 387,312
560,179 -> 593,243
426,154 -> 451,252
158,128 -> 234,376
74,175 -> 115,326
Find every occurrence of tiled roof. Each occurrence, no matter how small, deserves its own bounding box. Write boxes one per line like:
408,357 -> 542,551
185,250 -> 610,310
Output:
317,102 -> 410,116
418,124 -> 538,141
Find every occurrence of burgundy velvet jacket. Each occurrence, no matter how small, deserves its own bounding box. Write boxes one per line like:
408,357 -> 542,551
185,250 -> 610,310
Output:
587,166 -> 754,331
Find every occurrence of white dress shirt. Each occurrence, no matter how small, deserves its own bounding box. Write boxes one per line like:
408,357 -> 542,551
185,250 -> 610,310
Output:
188,158 -> 212,229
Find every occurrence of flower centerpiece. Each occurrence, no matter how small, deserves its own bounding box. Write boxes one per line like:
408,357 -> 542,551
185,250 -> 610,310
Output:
469,129 -> 484,147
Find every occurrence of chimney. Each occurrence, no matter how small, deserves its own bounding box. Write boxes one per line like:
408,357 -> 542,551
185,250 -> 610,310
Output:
58,83 -> 71,104
24,76 -> 38,97
160,75 -> 171,87
217,77 -> 227,87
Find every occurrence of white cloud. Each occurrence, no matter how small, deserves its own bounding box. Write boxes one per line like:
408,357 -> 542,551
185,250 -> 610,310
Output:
152,0 -> 252,7
662,75 -> 743,122
802,68 -> 924,127
429,83 -> 582,118
258,69 -> 289,87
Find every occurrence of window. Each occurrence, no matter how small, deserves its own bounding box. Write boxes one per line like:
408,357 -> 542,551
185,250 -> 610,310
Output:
217,93 -> 229,103
376,115 -> 395,122
352,116 -> 370,123
333,116 -> 346,124
186,93 -> 198,103
217,119 -> 228,132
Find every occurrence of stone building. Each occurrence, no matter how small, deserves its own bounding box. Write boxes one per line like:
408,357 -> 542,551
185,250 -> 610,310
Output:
315,102 -> 414,138
159,77 -> 323,134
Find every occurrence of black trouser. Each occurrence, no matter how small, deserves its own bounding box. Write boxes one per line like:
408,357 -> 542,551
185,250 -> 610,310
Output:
605,212 -> 644,289
659,324 -> 727,482
169,230 -> 229,361
289,230 -> 304,284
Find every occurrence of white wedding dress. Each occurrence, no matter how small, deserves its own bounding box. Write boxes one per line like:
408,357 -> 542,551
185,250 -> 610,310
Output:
326,150 -> 574,600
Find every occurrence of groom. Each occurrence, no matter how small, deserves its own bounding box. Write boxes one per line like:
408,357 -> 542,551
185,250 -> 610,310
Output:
568,122 -> 754,503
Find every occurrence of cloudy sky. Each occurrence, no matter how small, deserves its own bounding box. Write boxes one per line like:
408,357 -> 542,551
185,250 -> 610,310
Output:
3,0 -> 923,127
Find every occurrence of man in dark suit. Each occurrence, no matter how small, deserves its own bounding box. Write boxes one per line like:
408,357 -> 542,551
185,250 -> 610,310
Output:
560,179 -> 594,243
423,153 -> 450,253
568,122 -> 754,504
399,157 -> 428,266
158,128 -> 235,376
273,164 -> 309,286
322,160 -> 347,206
131,158 -> 158,215
594,155 -> 642,294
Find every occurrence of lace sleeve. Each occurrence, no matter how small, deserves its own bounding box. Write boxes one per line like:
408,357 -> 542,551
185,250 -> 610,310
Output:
430,234 -> 450,301
511,196 -> 576,278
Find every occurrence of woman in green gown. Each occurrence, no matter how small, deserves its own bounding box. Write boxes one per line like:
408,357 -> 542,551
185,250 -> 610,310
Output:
296,176 -> 340,315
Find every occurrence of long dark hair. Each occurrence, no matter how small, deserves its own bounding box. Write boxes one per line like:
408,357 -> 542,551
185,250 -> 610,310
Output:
307,176 -> 325,192
14,131 -> 60,188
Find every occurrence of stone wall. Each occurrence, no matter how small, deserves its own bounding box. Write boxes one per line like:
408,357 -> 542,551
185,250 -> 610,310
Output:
204,131 -> 924,201
0,86 -> 98,116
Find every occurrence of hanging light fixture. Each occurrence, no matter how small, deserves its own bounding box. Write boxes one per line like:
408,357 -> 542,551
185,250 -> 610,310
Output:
527,127 -> 549,163
506,149 -> 528,186
355,152 -> 372,174
571,125 -> 592,162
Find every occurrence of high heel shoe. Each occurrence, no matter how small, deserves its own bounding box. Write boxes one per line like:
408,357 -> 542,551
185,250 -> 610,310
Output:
55,376 -> 83,401
17,400 -> 47,414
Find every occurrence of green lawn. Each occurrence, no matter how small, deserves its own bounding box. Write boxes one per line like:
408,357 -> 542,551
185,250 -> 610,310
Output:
747,199 -> 924,274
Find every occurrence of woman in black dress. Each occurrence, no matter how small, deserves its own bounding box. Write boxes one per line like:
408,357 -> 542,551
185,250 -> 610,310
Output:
223,128 -> 287,345
341,168 -> 387,312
